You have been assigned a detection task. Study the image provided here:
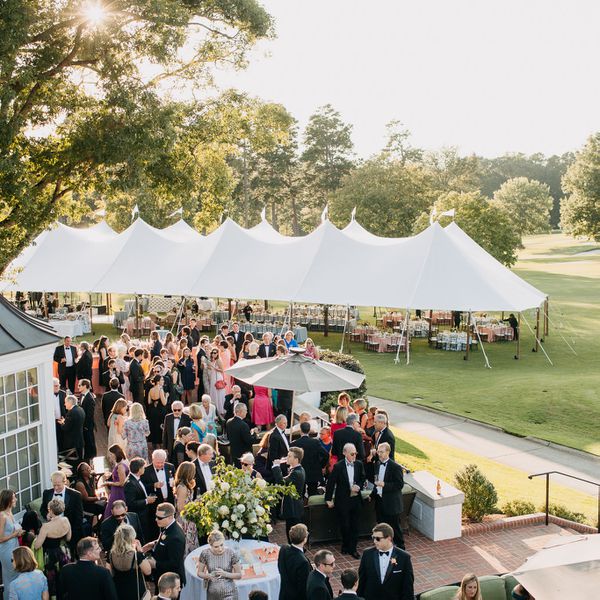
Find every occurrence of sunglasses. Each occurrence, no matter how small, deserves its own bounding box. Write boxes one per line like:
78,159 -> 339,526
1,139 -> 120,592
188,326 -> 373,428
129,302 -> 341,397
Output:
323,561 -> 336,566
241,462 -> 252,467
114,514 -> 126,520
155,515 -> 167,521
372,535 -> 384,541
173,409 -> 182,413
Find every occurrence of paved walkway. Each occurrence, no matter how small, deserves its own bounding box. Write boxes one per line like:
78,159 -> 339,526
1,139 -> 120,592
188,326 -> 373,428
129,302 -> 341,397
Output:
369,397 -> 600,497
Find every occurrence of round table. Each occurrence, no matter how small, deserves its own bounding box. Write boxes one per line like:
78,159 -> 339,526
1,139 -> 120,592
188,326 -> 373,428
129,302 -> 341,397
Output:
181,539 -> 281,600
48,319 -> 85,338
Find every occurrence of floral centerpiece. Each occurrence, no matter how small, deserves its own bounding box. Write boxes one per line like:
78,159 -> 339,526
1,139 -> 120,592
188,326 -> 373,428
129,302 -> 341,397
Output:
182,457 -> 298,540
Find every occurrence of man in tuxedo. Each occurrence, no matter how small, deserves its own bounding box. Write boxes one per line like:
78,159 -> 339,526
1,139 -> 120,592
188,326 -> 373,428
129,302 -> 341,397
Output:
194,443 -> 215,496
272,448 -> 306,540
226,403 -> 259,466
339,570 -> 364,600
58,395 -> 84,461
101,358 -> 125,390
143,503 -> 186,585
78,379 -> 96,462
325,443 -> 366,559
306,549 -> 335,600
153,572 -> 181,600
59,537 -> 118,600
277,523 -> 311,600
52,377 -> 67,450
100,500 -> 144,555
124,458 -> 157,542
223,385 -> 250,421
257,332 -> 276,358
141,450 -> 175,539
41,471 -> 83,552
332,414 -> 365,462
230,321 -> 245,357
268,414 -> 290,470
357,523 -> 414,600
370,442 -> 405,549
372,414 -> 395,457
53,336 -> 78,393
162,401 -> 191,457
101,378 -> 125,425
188,318 -> 201,348
129,348 -> 145,403
292,422 -> 329,495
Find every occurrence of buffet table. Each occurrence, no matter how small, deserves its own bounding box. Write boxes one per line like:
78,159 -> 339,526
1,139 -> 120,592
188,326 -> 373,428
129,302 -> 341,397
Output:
181,539 -> 280,600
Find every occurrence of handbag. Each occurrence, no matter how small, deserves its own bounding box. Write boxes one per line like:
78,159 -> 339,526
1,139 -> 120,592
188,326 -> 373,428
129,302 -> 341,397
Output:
134,553 -> 152,600
215,380 -> 226,390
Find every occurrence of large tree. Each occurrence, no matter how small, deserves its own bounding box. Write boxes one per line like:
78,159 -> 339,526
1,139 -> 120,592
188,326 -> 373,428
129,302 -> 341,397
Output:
0,0 -> 272,270
329,156 -> 435,237
414,191 -> 521,266
492,177 -> 554,240
560,132 -> 600,240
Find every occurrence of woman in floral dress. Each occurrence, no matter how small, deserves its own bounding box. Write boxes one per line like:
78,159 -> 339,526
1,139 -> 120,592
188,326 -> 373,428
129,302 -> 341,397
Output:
123,402 -> 150,461
174,462 -> 199,556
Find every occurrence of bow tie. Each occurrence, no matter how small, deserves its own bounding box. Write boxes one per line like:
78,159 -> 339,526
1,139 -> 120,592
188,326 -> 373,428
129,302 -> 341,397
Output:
346,462 -> 354,468
379,551 -> 389,557
380,461 -> 388,466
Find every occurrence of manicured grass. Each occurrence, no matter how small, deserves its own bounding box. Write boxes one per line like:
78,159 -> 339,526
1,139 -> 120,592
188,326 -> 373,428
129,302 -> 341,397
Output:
390,427 -> 598,526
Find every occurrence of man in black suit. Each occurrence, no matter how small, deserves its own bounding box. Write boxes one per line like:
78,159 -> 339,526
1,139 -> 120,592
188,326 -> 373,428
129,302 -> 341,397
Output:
188,318 -> 201,348
268,414 -> 290,470
370,442 -> 405,549
58,395 -> 84,461
153,572 -> 181,600
339,569 -> 364,600
161,401 -> 191,457
223,385 -> 250,421
332,414 -> 365,462
372,414 -> 395,457
52,377 -> 67,450
306,549 -> 335,600
277,523 -> 312,600
78,379 -> 96,461
101,378 -> 125,425
357,523 -> 414,600
230,321 -> 245,357
325,442 -> 366,559
194,443 -> 216,496
124,458 -> 157,542
41,471 -> 84,553
53,336 -> 78,393
272,448 -> 306,540
101,358 -> 125,390
257,332 -> 276,358
143,503 -> 186,585
100,499 -> 144,555
129,348 -> 145,404
59,537 -> 118,600
141,450 -> 175,538
225,403 -> 259,466
292,422 -> 328,495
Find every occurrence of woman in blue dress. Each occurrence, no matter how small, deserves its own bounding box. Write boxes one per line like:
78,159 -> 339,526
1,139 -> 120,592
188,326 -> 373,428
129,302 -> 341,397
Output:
0,490 -> 24,598
9,546 -> 48,600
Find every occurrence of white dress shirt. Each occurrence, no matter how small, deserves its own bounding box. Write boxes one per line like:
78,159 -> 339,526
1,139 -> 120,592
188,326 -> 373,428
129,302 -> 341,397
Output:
54,393 -> 62,419
64,346 -> 74,367
378,549 -> 392,582
278,428 -> 290,450
172,416 -> 181,437
376,461 -> 388,496
155,467 -> 168,498
200,461 -> 213,486
345,461 -> 355,488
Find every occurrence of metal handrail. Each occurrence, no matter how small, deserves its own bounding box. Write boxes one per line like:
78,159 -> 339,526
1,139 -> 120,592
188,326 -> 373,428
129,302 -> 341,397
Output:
528,470 -> 600,531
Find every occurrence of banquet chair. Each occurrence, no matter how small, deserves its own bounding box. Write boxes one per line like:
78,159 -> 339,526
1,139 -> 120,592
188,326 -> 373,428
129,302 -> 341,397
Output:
365,335 -> 379,352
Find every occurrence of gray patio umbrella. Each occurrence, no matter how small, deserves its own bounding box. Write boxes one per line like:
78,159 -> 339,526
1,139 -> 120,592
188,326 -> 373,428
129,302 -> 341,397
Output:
225,347 -> 365,438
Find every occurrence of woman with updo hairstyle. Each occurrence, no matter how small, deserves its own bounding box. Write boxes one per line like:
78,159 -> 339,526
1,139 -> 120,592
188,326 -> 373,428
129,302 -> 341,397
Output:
196,530 -> 242,600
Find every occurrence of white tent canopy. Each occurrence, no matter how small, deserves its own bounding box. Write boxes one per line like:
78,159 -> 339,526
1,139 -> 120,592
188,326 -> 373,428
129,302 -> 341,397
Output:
1,217 -> 547,311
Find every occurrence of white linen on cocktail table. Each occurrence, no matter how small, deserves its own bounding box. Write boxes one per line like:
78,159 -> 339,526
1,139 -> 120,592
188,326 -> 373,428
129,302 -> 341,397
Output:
48,319 -> 84,338
181,539 -> 280,600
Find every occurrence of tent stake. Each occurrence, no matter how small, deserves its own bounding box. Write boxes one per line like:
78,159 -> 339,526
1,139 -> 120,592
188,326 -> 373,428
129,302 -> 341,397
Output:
464,311 -> 471,360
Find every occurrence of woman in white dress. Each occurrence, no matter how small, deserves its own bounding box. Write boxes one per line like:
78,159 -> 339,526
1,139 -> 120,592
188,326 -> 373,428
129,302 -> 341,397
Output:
199,393 -> 218,436
207,348 -> 226,417
107,399 -> 128,455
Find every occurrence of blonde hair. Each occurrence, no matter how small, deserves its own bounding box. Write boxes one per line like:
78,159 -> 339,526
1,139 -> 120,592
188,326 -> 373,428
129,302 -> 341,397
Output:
208,530 -> 225,545
189,403 -> 203,420
48,499 -> 65,516
112,524 -> 137,556
455,574 -> 482,600
334,406 -> 348,424
129,402 -> 146,421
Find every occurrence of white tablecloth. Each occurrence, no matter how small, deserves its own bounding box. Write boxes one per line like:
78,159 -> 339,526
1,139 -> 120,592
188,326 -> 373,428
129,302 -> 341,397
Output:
181,540 -> 280,600
48,320 -> 85,338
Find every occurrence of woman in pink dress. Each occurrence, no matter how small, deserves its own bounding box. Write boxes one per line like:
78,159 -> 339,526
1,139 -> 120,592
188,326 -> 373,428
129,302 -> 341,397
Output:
218,340 -> 233,391
251,384 -> 274,431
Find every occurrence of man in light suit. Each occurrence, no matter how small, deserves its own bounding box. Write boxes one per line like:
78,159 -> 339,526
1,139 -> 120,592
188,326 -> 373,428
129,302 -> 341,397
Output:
357,523 -> 414,600
53,336 -> 78,393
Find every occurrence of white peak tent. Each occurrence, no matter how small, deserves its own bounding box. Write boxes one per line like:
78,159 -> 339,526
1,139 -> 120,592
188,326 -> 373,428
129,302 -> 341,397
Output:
1,217 -> 546,313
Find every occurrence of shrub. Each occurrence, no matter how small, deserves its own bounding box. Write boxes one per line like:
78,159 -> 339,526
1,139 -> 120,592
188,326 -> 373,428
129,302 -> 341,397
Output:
318,350 -> 367,413
501,499 -> 537,517
454,464 -> 498,522
546,503 -> 587,524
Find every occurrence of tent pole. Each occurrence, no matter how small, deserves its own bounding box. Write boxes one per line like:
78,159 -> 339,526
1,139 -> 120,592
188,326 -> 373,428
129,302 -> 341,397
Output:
544,297 -> 549,337
43,293 -> 49,318
264,299 -> 268,311
464,311 -> 471,361
522,312 -> 553,366
324,304 -> 329,337
394,311 -> 408,365
515,313 -> 521,360
406,309 -> 411,365
227,298 -> 232,320
290,302 -> 294,330
135,294 -> 140,338
428,309 -> 433,341
471,316 -> 491,368
340,304 -> 350,353
533,308 -> 540,352
88,293 -> 94,336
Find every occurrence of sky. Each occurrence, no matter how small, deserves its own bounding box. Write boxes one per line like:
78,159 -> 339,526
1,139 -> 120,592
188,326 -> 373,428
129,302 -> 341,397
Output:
212,0 -> 600,159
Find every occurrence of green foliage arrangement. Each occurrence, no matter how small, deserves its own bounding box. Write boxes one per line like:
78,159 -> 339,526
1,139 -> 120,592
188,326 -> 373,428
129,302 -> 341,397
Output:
181,458 -> 297,539
501,499 -> 537,517
317,349 -> 367,414
454,464 -> 498,522
546,503 -> 587,524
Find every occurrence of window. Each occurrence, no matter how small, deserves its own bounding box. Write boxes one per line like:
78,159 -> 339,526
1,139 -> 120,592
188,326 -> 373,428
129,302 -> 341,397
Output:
0,368 -> 42,512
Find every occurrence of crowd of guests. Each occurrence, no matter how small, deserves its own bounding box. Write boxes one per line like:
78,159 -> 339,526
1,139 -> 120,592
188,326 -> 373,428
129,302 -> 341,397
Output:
0,321 -> 535,600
